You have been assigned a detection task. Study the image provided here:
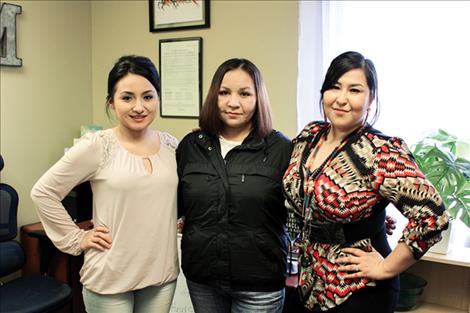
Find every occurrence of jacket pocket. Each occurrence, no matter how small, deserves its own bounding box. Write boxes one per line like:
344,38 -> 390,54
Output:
180,163 -> 221,225
181,228 -> 218,281
229,164 -> 282,183
230,231 -> 285,283
228,164 -> 286,226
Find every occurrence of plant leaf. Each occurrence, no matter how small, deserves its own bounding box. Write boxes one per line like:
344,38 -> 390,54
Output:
411,129 -> 470,228
455,158 -> 470,179
460,210 -> 470,229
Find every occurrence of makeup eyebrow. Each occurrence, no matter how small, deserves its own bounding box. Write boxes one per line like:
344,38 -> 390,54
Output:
120,90 -> 154,95
219,86 -> 254,92
334,82 -> 364,88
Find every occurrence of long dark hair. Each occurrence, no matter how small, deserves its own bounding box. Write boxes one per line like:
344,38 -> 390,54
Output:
105,55 -> 160,116
320,51 -> 379,125
199,58 -> 273,139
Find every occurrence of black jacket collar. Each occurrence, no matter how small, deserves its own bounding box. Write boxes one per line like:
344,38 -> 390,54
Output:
196,128 -> 267,152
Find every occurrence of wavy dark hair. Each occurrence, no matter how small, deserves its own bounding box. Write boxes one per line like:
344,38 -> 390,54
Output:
199,58 -> 273,139
105,55 -> 160,117
320,51 -> 379,126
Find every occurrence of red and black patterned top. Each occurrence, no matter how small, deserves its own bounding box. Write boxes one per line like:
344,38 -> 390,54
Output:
282,121 -> 449,311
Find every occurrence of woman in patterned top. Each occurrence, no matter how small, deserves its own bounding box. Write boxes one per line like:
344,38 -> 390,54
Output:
282,51 -> 449,313
32,55 -> 179,313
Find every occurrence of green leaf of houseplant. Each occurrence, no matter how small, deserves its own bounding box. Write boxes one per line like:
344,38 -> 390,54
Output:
455,158 -> 470,179
412,130 -> 470,229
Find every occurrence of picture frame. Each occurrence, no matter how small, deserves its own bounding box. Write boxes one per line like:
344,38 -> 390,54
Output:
159,37 -> 202,118
149,0 -> 210,32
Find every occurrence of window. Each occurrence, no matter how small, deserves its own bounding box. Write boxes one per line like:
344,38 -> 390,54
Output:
297,1 -> 470,251
298,1 -> 470,144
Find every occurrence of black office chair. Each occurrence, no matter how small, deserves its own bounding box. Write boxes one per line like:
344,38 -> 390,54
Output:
0,154 -> 72,313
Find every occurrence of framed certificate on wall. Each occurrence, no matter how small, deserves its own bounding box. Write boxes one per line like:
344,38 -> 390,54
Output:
159,37 -> 202,118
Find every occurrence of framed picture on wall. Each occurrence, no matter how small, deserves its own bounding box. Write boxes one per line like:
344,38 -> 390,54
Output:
159,37 -> 202,118
149,0 -> 210,32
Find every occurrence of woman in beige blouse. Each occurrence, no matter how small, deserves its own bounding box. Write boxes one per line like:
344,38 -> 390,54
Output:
31,55 -> 179,313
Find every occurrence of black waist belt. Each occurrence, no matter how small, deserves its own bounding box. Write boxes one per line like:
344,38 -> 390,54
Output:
307,208 -> 386,245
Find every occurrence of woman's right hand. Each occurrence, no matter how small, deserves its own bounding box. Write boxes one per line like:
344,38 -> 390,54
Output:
80,226 -> 112,251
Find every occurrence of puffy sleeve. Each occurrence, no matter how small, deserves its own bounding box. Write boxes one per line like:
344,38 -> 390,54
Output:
370,137 -> 450,259
159,131 -> 179,152
292,121 -> 325,145
31,132 -> 103,256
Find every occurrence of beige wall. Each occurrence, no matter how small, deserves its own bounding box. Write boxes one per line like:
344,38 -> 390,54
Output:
91,0 -> 299,139
0,1 -> 92,229
1,0 -> 298,229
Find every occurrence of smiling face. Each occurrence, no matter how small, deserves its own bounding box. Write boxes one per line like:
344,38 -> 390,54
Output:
109,73 -> 158,135
322,68 -> 372,134
217,68 -> 257,139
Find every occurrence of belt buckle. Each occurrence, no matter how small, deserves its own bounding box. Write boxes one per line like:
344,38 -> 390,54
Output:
309,222 -> 346,244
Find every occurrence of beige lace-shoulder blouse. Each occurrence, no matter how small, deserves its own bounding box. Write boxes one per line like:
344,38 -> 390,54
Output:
31,129 -> 179,294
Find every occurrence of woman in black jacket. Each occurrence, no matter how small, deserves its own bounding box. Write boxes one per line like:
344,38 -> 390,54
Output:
176,58 -> 292,313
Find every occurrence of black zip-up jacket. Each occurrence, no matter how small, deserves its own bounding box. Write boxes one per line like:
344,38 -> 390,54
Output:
176,129 -> 293,291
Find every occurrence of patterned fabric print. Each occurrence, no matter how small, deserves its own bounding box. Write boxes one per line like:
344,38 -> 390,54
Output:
298,239 -> 375,311
368,135 -> 449,259
283,122 -> 449,311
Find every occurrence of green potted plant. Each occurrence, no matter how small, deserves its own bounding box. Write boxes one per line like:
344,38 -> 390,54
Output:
411,129 -> 470,253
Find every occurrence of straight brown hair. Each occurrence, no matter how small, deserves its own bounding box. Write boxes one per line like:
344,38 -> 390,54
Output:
199,58 -> 273,139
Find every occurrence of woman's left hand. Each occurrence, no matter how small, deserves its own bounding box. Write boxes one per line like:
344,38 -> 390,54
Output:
337,247 -> 393,280
177,217 -> 185,234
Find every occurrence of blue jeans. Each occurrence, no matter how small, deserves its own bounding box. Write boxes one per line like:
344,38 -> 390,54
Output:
82,281 -> 176,313
187,279 -> 285,313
